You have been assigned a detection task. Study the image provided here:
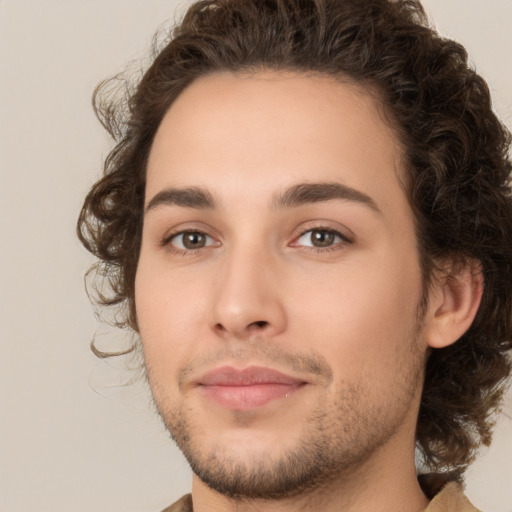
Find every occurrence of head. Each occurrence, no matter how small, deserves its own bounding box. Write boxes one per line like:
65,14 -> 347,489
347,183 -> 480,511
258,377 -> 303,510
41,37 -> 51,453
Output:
78,0 -> 512,489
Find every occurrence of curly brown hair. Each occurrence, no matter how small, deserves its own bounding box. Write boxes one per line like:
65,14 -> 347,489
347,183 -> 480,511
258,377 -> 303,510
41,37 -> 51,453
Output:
77,0 -> 512,476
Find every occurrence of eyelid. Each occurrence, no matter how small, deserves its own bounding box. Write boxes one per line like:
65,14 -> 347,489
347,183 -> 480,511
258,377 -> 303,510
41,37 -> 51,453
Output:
169,231 -> 217,250
290,222 -> 354,246
158,221 -> 352,254
160,224 -> 221,252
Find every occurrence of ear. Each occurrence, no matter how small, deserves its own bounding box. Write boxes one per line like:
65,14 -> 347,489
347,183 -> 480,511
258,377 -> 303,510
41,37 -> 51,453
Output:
424,260 -> 483,349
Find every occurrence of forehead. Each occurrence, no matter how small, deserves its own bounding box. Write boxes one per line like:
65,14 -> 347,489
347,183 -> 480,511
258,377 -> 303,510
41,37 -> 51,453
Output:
146,70 -> 407,214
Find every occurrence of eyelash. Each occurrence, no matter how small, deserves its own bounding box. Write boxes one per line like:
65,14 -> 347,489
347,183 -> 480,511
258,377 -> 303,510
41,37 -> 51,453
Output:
161,226 -> 352,256
293,227 -> 352,253
161,230 -> 217,256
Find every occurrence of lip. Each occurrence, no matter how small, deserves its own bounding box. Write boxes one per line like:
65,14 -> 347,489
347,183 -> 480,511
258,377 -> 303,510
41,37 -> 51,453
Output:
198,366 -> 307,410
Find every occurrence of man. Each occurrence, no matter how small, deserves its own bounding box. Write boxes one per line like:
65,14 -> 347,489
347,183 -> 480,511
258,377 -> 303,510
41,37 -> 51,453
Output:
78,1 -> 512,510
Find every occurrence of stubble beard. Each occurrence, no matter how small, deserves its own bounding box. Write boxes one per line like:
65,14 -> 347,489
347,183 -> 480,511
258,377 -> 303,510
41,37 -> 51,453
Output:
147,327 -> 426,502
164,384 -> 419,501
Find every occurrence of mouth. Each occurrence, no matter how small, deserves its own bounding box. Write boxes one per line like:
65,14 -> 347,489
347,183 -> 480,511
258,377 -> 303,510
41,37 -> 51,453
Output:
198,366 -> 308,410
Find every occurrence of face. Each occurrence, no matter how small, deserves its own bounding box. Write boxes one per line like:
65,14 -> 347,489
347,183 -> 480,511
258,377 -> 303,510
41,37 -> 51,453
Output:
136,71 -> 430,499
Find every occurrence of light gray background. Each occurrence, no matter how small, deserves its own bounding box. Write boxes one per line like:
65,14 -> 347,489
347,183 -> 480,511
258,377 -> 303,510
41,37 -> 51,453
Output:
1,1 -> 511,511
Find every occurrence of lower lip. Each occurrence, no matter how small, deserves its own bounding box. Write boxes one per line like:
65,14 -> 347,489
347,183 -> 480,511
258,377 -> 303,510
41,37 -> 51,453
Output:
201,383 -> 304,410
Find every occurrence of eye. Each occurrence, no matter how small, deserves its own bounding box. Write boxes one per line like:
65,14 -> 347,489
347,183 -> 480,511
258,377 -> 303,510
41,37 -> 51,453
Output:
169,231 -> 216,250
295,228 -> 347,248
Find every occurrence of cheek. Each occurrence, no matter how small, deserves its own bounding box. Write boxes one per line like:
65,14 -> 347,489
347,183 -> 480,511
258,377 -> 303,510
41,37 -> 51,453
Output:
289,251 -> 423,379
134,258 -> 211,370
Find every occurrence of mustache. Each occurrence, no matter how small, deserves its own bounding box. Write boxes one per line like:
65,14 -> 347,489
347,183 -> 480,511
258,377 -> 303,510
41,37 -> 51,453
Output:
177,338 -> 333,389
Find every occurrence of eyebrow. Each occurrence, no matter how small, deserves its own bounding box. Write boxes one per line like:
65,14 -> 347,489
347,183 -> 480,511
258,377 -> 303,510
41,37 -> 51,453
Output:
274,182 -> 381,213
145,186 -> 216,214
145,181 -> 380,215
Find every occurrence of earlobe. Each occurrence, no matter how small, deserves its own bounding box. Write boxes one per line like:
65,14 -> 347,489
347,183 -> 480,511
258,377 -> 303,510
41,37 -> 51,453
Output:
425,262 -> 483,349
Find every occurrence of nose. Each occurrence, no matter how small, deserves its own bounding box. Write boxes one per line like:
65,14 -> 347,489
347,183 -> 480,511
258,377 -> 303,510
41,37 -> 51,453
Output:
208,245 -> 287,340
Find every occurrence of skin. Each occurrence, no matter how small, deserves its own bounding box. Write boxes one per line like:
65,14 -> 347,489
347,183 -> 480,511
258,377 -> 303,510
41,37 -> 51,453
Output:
135,71 -> 482,512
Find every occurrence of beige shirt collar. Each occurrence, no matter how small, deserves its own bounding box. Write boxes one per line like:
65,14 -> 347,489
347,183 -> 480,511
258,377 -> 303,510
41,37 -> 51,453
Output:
425,482 -> 481,512
162,481 -> 481,512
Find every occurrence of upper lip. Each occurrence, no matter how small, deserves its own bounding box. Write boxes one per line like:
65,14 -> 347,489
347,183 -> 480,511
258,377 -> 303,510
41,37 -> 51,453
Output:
199,366 -> 306,386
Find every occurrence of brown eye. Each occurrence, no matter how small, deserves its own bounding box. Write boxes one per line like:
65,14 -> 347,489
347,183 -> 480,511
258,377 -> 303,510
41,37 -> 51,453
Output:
295,228 -> 346,249
310,230 -> 336,247
170,231 -> 213,250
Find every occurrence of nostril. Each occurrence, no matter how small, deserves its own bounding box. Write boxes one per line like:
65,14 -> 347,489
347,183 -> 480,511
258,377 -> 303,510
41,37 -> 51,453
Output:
215,323 -> 227,332
250,321 -> 269,329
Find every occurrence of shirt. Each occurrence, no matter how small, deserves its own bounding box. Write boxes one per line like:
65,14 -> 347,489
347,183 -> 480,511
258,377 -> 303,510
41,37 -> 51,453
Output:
160,481 -> 481,511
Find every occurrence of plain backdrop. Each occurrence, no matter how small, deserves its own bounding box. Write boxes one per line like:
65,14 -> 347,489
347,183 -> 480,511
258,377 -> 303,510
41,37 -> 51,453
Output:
1,1 -> 511,511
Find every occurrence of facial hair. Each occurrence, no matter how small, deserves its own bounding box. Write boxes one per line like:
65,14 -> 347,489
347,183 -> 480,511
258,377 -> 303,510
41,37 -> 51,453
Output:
146,324 -> 426,501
